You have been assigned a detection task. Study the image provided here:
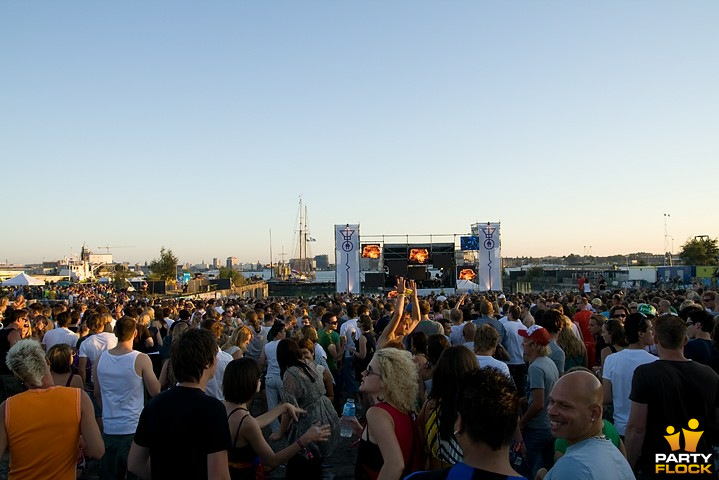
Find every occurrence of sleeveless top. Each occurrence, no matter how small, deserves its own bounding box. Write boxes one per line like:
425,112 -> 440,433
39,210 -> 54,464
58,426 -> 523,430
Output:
355,332 -> 376,373
97,349 -> 143,434
282,364 -> 340,459
355,402 -> 419,480
65,373 -> 78,387
423,401 -> 463,466
227,407 -> 264,480
5,387 -> 81,480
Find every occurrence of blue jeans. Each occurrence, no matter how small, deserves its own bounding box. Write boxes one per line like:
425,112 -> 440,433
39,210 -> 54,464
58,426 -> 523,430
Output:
522,426 -> 554,478
265,375 -> 284,433
101,433 -> 139,480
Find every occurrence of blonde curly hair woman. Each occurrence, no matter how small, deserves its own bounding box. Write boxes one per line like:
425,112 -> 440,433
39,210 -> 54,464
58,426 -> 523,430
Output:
348,347 -> 421,480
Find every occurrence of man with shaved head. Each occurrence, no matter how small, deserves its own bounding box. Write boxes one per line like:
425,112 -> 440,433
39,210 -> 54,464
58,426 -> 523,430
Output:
538,370 -> 634,479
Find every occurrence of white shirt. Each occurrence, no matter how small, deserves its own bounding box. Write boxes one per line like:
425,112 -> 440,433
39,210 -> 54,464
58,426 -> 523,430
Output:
78,332 -> 118,383
42,327 -> 79,351
314,342 -> 327,359
475,355 -> 512,377
571,322 -> 584,341
339,318 -> 359,358
97,350 -> 143,434
206,349 -> 233,401
264,340 -> 281,378
602,348 -> 658,435
501,319 -> 527,365
449,324 -> 466,346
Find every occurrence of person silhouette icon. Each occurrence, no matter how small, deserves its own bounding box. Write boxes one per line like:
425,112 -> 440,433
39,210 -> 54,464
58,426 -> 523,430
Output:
664,425 -> 681,451
682,419 -> 703,453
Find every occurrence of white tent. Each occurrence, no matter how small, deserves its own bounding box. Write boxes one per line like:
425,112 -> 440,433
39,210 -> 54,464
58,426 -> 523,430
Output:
1,273 -> 45,286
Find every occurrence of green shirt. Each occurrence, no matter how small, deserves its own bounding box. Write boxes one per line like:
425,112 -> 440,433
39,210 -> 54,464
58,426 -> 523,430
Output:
554,419 -> 621,455
318,329 -> 340,371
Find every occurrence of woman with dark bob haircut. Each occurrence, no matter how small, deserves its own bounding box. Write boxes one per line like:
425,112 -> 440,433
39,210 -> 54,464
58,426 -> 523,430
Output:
47,343 -> 84,389
222,357 -> 331,480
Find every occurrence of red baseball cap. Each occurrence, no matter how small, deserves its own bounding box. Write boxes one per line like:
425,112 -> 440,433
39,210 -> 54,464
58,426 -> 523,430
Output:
519,325 -> 551,346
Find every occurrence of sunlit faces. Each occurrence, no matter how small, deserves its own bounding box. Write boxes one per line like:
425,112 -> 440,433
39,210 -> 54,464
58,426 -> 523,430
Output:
324,316 -> 338,333
601,324 -> 612,345
299,348 -> 313,363
639,320 -> 655,346
703,296 -> 716,311
359,360 -> 383,394
611,308 -> 628,322
19,317 -> 30,338
588,318 -> 602,336
547,379 -> 595,443
522,339 -> 537,362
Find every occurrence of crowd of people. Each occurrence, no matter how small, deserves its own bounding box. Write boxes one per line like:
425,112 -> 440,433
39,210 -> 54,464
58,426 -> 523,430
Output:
0,279 -> 718,479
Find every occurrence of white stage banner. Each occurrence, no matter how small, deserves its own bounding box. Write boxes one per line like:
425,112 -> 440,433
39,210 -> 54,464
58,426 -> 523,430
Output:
335,224 -> 360,294
473,222 -> 502,292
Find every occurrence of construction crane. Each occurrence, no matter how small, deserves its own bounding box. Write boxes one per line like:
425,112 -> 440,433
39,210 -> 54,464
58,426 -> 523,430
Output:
97,245 -> 135,253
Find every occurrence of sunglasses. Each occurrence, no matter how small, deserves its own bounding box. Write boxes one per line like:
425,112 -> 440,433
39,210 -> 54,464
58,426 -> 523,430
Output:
364,365 -> 381,377
612,314 -> 627,319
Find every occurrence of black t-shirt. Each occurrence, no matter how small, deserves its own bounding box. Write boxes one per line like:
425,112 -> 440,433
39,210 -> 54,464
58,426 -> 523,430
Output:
684,339 -> 719,373
134,385 -> 232,480
374,315 -> 391,335
630,360 -> 719,474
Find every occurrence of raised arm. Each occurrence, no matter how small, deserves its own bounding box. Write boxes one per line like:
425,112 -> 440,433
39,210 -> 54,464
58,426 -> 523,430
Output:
377,277 -> 407,349
456,293 -> 468,309
404,280 -> 421,335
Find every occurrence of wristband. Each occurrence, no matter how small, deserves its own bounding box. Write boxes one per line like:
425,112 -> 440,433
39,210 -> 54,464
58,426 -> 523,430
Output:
296,439 -> 314,459
405,289 -> 413,296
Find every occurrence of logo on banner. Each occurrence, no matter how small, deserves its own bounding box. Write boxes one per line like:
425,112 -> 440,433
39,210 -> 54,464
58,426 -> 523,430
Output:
480,224 -> 497,250
655,419 -> 712,474
340,226 -> 355,252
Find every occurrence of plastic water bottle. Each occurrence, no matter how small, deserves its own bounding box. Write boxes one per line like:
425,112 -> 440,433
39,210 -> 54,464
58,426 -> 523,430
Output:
340,399 -> 356,438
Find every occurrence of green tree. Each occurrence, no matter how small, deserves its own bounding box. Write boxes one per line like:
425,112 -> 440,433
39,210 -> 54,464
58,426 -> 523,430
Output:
112,264 -> 133,289
524,266 -> 544,281
678,237 -> 719,266
149,247 -> 179,282
219,266 -> 245,286
565,254 -> 582,265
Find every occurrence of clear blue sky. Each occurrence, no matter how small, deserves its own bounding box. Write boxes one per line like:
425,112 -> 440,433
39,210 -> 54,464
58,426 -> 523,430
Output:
2,1 -> 718,265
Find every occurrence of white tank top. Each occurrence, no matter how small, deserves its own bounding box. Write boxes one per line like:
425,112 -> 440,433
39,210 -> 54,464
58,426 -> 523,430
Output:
97,349 -> 143,434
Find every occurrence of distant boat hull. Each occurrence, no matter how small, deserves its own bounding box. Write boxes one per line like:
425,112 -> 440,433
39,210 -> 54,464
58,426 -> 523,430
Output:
268,280 -> 335,298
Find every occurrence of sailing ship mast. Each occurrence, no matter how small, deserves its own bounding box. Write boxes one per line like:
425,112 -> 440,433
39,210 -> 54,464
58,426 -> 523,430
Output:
304,203 -> 309,274
295,195 -> 314,279
299,197 -> 304,274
